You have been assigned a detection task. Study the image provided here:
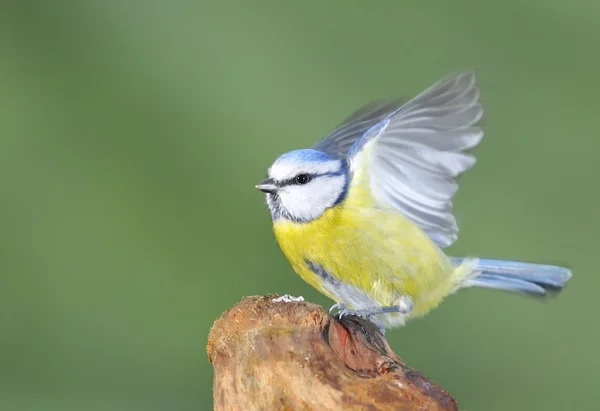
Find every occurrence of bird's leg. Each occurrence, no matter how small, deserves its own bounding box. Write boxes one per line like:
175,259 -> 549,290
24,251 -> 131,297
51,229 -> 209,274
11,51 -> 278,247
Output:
329,295 -> 414,321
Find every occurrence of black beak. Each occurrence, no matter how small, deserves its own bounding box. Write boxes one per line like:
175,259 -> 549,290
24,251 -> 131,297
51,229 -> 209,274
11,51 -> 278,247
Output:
255,178 -> 277,194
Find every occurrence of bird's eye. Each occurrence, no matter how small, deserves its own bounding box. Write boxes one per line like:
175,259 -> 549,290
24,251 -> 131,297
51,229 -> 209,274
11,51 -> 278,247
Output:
295,174 -> 311,185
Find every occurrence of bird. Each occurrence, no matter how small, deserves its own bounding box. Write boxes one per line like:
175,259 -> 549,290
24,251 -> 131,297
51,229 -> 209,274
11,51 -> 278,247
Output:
255,71 -> 572,330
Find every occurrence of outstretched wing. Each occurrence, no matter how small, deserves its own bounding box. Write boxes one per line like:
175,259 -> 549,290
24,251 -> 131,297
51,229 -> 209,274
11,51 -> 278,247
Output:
347,72 -> 484,248
312,98 -> 407,159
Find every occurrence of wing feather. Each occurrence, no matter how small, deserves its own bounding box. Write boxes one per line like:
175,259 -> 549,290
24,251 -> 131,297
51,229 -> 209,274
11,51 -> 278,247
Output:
349,71 -> 484,248
312,98 -> 407,159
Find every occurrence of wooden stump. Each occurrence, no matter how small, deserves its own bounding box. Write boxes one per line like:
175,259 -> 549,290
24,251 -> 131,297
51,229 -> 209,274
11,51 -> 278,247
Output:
207,294 -> 457,411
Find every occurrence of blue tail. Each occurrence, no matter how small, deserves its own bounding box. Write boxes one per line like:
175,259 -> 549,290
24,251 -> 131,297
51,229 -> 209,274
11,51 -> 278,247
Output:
452,257 -> 572,296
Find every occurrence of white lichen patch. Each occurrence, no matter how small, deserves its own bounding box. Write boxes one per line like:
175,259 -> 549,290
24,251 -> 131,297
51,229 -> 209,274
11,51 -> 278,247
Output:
272,294 -> 305,303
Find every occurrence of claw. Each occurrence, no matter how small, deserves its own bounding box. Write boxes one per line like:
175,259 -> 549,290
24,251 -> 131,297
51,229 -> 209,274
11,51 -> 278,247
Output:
328,297 -> 413,327
336,308 -> 370,319
328,302 -> 347,314
331,306 -> 389,333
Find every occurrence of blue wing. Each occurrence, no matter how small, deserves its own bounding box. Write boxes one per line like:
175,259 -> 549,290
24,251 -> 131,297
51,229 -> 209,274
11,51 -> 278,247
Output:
315,72 -> 484,248
312,98 -> 407,159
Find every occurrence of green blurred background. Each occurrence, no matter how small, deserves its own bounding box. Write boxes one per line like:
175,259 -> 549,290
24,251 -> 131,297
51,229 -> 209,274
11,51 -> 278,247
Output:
1,1 -> 598,410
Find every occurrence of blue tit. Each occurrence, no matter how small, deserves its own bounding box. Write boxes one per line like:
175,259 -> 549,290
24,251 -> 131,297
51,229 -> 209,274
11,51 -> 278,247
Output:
256,71 -> 572,329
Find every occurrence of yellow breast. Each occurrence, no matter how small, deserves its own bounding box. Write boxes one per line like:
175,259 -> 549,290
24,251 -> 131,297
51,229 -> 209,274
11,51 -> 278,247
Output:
273,187 -> 458,318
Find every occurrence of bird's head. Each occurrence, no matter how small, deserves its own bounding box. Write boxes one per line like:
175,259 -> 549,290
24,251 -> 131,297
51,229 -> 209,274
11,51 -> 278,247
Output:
256,149 -> 348,222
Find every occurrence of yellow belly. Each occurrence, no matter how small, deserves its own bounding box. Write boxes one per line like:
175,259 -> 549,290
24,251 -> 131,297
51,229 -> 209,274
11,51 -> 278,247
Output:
273,199 -> 467,320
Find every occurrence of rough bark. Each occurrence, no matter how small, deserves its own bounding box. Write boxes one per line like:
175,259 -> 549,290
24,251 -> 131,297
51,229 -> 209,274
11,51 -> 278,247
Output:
207,294 -> 457,411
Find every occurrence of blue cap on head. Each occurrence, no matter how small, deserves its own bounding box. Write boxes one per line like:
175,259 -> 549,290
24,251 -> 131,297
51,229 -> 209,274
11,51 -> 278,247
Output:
277,149 -> 334,164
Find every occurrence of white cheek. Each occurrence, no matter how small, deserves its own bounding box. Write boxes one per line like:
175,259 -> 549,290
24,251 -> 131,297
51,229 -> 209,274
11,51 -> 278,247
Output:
278,175 -> 346,221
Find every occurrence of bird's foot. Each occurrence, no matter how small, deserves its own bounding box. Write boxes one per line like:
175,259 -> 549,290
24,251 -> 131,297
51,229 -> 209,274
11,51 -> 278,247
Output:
334,306 -> 383,320
329,302 -> 368,319
328,296 -> 414,320
329,302 -> 372,319
328,302 -> 349,314
328,303 -> 388,334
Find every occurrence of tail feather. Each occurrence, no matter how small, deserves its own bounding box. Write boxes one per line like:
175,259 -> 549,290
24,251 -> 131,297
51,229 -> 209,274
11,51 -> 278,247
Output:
466,273 -> 548,295
453,257 -> 572,296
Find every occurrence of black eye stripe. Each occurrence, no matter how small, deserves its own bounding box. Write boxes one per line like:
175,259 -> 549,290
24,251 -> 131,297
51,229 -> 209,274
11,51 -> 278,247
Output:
276,170 -> 346,187
279,175 -> 312,187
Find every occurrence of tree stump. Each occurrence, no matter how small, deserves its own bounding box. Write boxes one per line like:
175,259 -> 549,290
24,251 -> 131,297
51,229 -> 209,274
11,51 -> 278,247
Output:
207,294 -> 457,411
